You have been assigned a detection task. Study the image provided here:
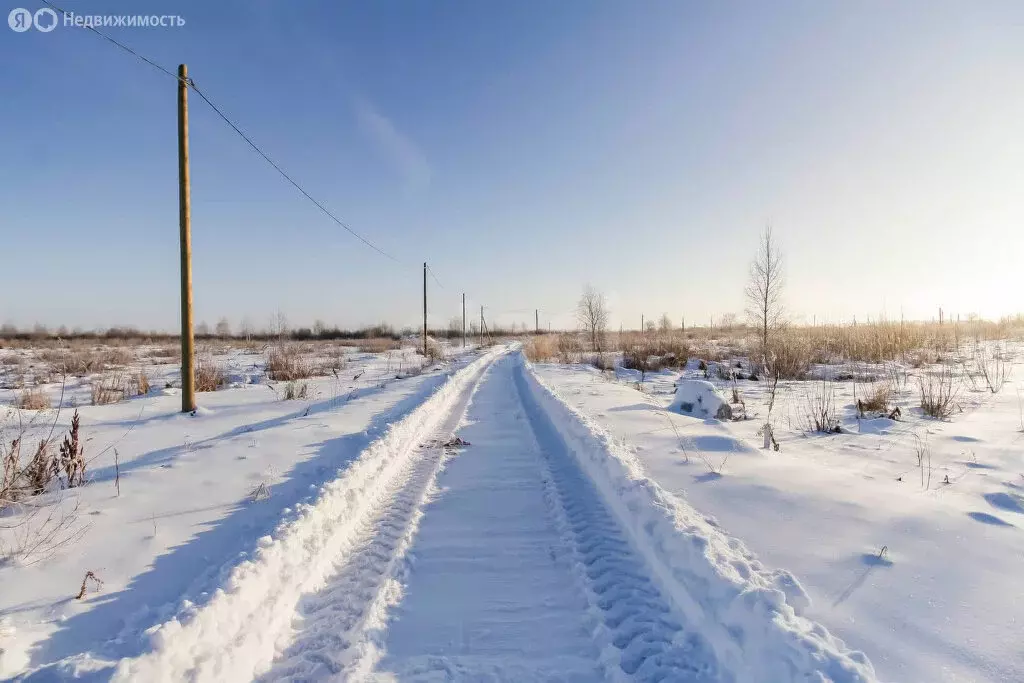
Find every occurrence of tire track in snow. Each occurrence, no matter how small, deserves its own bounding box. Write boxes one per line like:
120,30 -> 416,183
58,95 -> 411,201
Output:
111,347 -> 505,683
259,375 -> 484,681
259,356 -> 520,680
369,355 -> 717,681
518,362 -> 720,682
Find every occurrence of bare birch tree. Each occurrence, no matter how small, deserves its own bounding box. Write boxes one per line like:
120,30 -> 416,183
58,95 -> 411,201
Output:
745,224 -> 785,367
577,285 -> 609,352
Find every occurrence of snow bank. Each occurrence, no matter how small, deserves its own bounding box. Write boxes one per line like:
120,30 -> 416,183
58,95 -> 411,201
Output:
520,356 -> 876,683
669,379 -> 732,420
109,347 -> 504,683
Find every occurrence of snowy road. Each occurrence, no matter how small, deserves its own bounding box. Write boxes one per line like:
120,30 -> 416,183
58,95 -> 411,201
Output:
265,353 -> 717,681
109,347 -> 875,682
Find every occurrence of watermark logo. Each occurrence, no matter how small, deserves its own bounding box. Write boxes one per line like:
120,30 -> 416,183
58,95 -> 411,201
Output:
9,7 -> 30,31
34,8 -> 58,31
8,8 -> 184,32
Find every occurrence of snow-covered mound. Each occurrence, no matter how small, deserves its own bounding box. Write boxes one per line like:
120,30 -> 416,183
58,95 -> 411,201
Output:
669,379 -> 732,420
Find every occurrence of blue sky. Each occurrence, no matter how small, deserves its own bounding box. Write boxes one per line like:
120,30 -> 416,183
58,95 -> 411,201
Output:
3,0 -> 1022,332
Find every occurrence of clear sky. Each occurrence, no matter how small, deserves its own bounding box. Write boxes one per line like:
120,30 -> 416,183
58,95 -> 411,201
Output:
3,0 -> 1022,333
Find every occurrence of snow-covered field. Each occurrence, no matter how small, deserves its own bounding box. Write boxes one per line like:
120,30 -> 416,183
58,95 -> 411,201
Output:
534,346 -> 1024,683
1,337 -> 1019,681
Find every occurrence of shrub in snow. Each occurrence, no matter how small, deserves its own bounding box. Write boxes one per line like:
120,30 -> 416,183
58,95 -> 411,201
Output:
16,388 -> 50,410
421,336 -> 444,362
918,365 -> 959,419
803,379 -> 841,433
669,379 -> 732,420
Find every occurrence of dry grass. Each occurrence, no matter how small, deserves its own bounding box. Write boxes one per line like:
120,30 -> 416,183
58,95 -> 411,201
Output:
17,388 -> 51,410
803,379 -> 841,433
266,345 -> 313,381
523,335 -> 559,362
764,331 -> 813,379
355,338 -> 402,353
195,357 -> 226,392
971,346 -> 1010,393
91,374 -> 126,405
2,411 -> 86,510
90,371 -> 151,405
148,347 -> 181,364
604,318 -> 1024,366
423,337 -> 444,362
618,333 -> 689,370
42,346 -> 139,377
283,381 -> 309,400
556,334 -> 584,363
919,366 -> 959,419
858,383 -> 891,415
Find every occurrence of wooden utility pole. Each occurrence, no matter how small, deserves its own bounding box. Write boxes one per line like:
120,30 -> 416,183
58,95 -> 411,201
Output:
535,309 -> 539,335
462,293 -> 466,347
422,262 -> 427,356
178,64 -> 195,413
480,306 -> 484,338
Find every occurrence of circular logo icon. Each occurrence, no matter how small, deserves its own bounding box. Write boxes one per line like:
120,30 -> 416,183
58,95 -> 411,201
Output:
8,7 -> 32,32
33,7 -> 58,32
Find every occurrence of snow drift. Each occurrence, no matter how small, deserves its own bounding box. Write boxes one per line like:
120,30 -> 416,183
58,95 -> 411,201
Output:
520,355 -> 876,683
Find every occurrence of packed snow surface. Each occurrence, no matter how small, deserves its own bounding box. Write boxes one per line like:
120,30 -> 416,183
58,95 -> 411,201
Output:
3,343 -> 883,681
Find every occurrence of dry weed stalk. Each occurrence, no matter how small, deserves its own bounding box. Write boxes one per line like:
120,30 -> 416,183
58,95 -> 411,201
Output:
75,570 -> 103,599
195,357 -> 226,392
17,388 -> 50,411
919,365 -> 959,419
266,345 -> 313,381
804,378 -> 841,433
283,381 -> 309,401
57,410 -> 86,488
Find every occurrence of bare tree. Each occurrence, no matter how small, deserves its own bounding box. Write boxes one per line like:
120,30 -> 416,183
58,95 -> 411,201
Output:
745,225 -> 785,366
577,285 -> 609,352
239,317 -> 254,343
658,314 -> 672,333
270,311 -> 288,342
215,318 -> 231,339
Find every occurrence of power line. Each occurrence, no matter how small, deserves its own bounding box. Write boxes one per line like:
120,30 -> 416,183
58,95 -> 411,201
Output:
44,0 -> 404,265
34,4 -> 557,326
425,264 -> 444,290
188,82 -> 403,264
40,0 -> 181,82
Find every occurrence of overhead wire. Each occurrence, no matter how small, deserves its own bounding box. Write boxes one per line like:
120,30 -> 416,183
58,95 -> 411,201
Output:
38,3 -> 561,329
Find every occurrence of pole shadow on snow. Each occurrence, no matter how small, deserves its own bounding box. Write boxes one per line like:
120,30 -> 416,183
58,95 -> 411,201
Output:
21,369 -> 461,678
832,552 -> 894,607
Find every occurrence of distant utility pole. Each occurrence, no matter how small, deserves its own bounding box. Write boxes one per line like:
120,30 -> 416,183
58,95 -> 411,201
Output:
480,306 -> 484,339
641,314 -> 644,334
535,309 -> 539,335
422,262 -> 428,356
178,64 -> 195,413
462,292 -> 466,347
